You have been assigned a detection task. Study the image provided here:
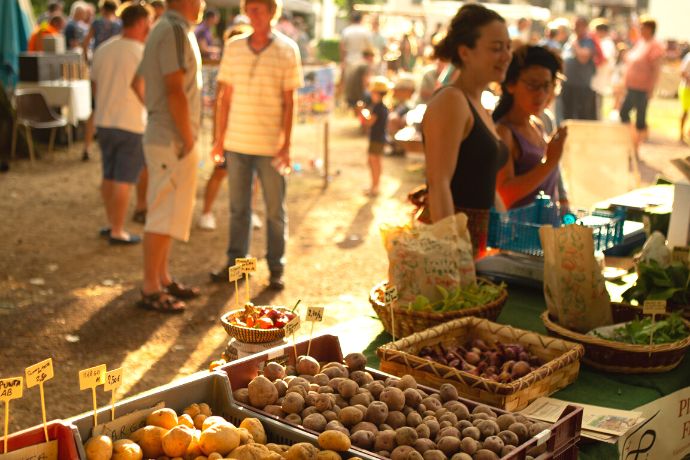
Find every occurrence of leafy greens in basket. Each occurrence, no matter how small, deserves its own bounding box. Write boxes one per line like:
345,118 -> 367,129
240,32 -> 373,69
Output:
406,282 -> 505,312
622,260 -> 689,308
594,312 -> 689,345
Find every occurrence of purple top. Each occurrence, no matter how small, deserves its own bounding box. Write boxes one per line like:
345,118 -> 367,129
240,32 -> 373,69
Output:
194,23 -> 213,57
501,122 -> 561,209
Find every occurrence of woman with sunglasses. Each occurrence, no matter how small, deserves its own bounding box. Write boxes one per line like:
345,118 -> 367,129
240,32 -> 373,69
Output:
493,45 -> 569,210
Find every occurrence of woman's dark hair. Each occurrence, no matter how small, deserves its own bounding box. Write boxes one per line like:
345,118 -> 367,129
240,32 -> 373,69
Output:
433,4 -> 504,68
492,45 -> 563,121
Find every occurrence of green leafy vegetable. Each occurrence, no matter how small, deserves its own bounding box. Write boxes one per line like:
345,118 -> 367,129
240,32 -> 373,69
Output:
622,260 -> 690,308
406,282 -> 506,312
594,312 -> 689,344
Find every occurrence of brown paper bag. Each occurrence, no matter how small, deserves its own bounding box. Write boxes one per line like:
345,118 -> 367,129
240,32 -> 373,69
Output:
539,224 -> 612,333
381,212 -> 476,305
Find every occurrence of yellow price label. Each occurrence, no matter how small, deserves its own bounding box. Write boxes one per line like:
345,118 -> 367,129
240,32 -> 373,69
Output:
236,258 -> 257,273
0,377 -> 23,401
384,286 -> 399,304
25,359 -> 54,388
79,364 -> 106,390
306,306 -> 325,322
228,264 -> 243,282
104,368 -> 123,392
643,300 -> 667,315
285,316 -> 301,336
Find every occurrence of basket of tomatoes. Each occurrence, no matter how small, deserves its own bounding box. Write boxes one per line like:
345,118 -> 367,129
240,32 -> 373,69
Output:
220,303 -> 297,343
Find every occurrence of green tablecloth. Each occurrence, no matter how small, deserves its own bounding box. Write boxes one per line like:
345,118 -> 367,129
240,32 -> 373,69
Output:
363,284 -> 690,459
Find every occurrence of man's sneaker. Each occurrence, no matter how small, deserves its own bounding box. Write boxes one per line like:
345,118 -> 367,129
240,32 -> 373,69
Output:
251,213 -> 263,229
198,212 -> 216,230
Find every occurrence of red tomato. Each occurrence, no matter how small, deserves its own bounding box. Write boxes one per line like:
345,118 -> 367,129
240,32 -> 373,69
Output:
274,315 -> 289,328
246,316 -> 255,328
257,317 -> 275,329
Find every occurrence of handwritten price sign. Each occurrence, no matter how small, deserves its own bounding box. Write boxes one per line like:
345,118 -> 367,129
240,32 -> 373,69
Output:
235,258 -> 257,273
285,316 -> 301,336
384,286 -> 399,304
25,359 -> 53,388
228,265 -> 243,282
643,300 -> 667,315
104,369 -> 122,392
306,306 -> 324,322
79,365 -> 106,390
0,378 -> 23,401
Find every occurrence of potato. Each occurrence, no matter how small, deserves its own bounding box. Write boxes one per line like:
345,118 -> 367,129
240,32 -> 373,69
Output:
282,391 -> 306,414
414,438 -> 436,454
460,426 -> 480,441
437,427 -> 460,440
111,439 -> 142,460
323,410 -> 338,422
284,442 -> 320,460
237,427 -> 253,444
131,426 -> 166,459
313,373 -> 330,386
315,393 -> 335,412
349,392 -> 373,407
501,445 -> 517,456
416,423 -> 431,439
351,421 -> 378,435
424,418 -> 441,438
322,366 -> 347,380
496,414 -> 516,431
177,413 -> 194,429
162,426 -> 193,458
338,406 -> 363,427
395,426 -> 418,446
455,420 -> 472,432
289,376 -> 312,392
438,412 -> 458,426
450,454 -> 472,460
208,450 -> 223,459
303,413 -> 328,432
201,416 -> 228,431
451,404 -> 470,421
344,353 -> 367,371
421,397 -> 442,412
437,436 -> 462,457
296,356 -> 321,376
147,408 -> 178,430
240,417 -> 267,444
396,375 -> 418,390
248,375 -> 279,409
338,380 -> 359,399
379,387 -> 405,411
471,405 -> 497,418
404,388 -> 422,408
316,450 -> 342,460
364,381 -> 385,399
508,422 -> 529,443
233,388 -> 250,404
438,384 -> 458,403
349,371 -> 374,386
185,430 -> 203,459
198,423 -> 240,456
529,421 -> 550,438
184,404 -> 201,418
374,429 -> 396,452
497,430 -> 519,446
422,449 -> 447,460
365,401 -> 389,425
266,443 -> 289,454
286,413 -> 303,425
263,362 -> 286,381
264,404 -> 286,418
390,445 -> 415,460
474,449 -> 499,460
229,443 -> 281,460
476,419 -> 499,438
318,386 -> 334,394
353,430 -> 379,451
318,430 -> 351,451
275,380 -> 288,397
85,435 -> 113,460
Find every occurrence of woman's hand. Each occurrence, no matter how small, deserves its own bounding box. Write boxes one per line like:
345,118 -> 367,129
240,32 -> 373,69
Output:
545,126 -> 568,166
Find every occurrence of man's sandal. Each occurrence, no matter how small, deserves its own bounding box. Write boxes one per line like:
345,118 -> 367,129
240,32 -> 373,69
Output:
165,281 -> 201,299
138,291 -> 186,313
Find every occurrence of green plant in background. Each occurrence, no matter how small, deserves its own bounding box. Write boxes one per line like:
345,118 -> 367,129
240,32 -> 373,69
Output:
317,38 -> 340,63
622,260 -> 690,308
407,282 -> 505,312
595,312 -> 689,345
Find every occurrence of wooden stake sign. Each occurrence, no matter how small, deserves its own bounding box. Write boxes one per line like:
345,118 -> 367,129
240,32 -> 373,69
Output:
228,264 -> 243,308
78,365 -> 106,427
285,316 -> 301,360
0,377 -> 23,454
306,306 -> 325,357
25,359 -> 54,442
104,368 -> 123,422
235,258 -> 257,304
384,285 -> 399,342
644,300 -> 667,356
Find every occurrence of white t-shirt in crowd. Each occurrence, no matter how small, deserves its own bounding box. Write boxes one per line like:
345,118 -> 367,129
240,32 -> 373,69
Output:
591,36 -> 617,95
92,36 -> 146,134
216,31 -> 303,156
341,23 -> 373,67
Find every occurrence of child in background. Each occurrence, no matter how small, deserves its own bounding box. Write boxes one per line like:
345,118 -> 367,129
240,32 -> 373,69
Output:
360,76 -> 391,197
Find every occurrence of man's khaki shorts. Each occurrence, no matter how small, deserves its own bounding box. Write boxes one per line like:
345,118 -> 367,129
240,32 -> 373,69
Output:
143,141 -> 198,242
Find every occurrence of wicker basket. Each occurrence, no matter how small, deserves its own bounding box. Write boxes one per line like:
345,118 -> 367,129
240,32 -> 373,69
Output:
377,316 -> 584,411
369,278 -> 507,338
541,303 -> 690,373
220,308 -> 290,343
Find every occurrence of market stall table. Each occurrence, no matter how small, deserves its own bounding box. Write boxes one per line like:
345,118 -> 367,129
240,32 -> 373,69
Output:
16,79 -> 91,126
360,283 -> 690,460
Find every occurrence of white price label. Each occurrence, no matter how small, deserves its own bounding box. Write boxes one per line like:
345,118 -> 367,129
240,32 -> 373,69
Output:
228,265 -> 243,282
284,316 -> 301,336
306,306 -> 325,322
235,258 -> 257,273
643,300 -> 667,315
384,286 -> 399,304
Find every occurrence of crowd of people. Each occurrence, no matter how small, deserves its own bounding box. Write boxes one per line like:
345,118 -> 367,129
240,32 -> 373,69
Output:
26,0 -> 689,310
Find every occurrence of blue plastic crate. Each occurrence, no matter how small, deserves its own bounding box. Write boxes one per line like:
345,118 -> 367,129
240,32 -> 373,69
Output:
487,196 -> 625,257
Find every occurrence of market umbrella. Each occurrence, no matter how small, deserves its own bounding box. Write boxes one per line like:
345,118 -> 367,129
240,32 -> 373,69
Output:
0,0 -> 32,90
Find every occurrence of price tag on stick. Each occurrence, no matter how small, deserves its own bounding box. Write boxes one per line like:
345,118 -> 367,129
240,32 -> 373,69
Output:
285,316 -> 301,360
236,258 -> 257,303
104,368 -> 123,421
79,364 -> 106,427
643,300 -> 667,355
228,265 -> 243,308
306,306 -> 325,356
25,358 -> 54,442
384,285 -> 399,342
0,377 -> 24,454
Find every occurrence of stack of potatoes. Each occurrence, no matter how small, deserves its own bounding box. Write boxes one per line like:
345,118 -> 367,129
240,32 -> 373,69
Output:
83,403 -> 363,460
236,353 -> 551,460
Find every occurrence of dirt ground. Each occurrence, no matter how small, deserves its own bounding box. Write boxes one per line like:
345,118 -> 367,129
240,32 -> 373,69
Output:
0,104 -> 687,433
0,113 -> 426,432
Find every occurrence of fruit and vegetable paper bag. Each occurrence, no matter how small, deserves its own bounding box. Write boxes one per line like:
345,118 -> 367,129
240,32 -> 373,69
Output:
381,212 -> 475,305
539,224 -> 612,333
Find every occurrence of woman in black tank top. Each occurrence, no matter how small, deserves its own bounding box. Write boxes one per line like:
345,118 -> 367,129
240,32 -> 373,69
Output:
422,4 -> 511,257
